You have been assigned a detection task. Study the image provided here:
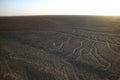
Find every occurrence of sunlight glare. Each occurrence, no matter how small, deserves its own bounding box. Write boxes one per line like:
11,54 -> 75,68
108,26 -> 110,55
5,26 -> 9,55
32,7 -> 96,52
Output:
43,0 -> 120,16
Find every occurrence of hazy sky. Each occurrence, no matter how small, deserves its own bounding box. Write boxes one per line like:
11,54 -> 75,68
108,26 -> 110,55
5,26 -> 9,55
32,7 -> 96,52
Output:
0,0 -> 120,16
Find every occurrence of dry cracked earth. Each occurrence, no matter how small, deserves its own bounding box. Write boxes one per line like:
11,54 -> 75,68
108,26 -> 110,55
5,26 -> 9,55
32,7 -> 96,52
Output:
0,16 -> 120,80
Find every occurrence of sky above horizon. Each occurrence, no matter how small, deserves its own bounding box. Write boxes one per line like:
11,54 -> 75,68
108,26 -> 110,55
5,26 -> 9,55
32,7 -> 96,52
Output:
0,0 -> 120,16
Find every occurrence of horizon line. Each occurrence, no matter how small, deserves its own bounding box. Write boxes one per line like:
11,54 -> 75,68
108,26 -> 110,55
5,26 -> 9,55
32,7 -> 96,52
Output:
0,14 -> 120,17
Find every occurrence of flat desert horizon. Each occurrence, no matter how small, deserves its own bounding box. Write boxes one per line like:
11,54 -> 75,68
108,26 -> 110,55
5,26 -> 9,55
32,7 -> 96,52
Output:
0,15 -> 120,80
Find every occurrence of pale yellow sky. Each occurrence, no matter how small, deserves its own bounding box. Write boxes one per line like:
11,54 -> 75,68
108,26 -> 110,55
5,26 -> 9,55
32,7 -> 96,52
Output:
0,0 -> 120,16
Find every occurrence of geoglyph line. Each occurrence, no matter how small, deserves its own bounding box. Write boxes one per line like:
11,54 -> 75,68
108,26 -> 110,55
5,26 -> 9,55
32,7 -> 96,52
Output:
106,40 -> 120,56
93,45 -> 111,70
92,37 -> 111,70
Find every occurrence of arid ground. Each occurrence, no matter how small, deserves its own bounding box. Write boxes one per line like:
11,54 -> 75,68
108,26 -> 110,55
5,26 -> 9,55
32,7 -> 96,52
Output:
0,16 -> 120,80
